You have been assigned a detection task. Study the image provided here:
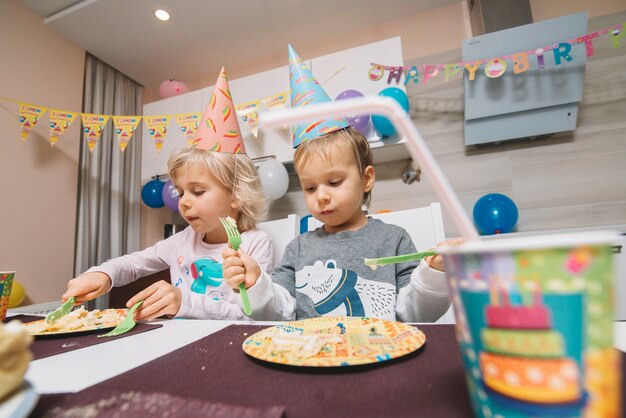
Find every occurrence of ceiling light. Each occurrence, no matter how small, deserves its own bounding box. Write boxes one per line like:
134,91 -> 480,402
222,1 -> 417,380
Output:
155,9 -> 170,21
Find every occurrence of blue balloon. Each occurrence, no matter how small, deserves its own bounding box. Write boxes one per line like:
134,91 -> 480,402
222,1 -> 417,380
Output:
141,178 -> 165,208
473,193 -> 518,235
371,87 -> 410,138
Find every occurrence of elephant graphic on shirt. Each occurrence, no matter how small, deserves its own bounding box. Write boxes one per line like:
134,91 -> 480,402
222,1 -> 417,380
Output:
190,258 -> 223,295
295,260 -> 396,319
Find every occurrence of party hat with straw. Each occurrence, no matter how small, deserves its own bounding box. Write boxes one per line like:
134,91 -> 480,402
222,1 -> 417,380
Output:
193,67 -> 246,153
288,44 -> 349,148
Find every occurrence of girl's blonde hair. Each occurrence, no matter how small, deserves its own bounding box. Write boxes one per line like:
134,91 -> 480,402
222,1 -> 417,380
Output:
167,148 -> 268,231
293,126 -> 374,206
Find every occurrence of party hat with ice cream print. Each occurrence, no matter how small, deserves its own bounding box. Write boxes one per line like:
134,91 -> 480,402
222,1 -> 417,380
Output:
288,45 -> 349,148
192,67 -> 246,154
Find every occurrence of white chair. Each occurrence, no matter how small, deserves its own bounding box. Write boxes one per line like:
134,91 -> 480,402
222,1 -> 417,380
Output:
306,203 -> 455,323
257,214 -> 301,270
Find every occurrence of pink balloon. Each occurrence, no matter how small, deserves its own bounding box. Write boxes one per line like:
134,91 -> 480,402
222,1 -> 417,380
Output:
159,79 -> 190,99
334,90 -> 370,137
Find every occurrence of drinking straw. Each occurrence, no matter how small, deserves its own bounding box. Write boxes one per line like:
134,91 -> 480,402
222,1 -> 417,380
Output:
260,97 -> 480,241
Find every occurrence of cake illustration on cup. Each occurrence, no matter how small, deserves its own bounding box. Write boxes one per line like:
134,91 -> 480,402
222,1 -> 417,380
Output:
479,276 -> 581,404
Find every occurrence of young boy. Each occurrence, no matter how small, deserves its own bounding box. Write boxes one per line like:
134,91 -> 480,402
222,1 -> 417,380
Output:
222,46 -> 451,322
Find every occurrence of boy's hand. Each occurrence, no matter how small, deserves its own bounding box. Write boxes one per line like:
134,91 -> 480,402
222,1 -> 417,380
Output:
222,247 -> 261,290
425,238 -> 464,272
127,280 -> 182,320
62,272 -> 112,304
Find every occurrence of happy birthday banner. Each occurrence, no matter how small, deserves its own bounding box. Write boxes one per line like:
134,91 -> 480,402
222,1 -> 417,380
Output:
369,22 -> 624,85
4,21 -> 624,153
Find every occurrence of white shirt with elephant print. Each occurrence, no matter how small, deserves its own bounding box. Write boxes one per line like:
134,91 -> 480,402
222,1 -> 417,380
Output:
244,217 -> 450,323
85,226 -> 273,320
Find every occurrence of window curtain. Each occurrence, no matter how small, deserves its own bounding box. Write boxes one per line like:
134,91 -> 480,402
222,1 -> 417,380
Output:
74,53 -> 143,310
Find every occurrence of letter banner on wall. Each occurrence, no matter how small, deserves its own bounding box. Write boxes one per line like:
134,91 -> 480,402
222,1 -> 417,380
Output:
368,22 -> 624,85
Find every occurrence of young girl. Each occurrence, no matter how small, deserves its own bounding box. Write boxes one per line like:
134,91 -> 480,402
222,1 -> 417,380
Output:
63,68 -> 273,320
221,46 -> 452,322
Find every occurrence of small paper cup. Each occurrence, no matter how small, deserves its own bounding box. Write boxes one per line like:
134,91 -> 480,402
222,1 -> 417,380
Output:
439,232 -> 621,418
0,271 -> 15,321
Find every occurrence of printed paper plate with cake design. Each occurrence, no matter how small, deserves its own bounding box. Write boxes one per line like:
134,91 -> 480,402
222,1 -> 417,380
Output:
23,307 -> 127,336
242,316 -> 426,367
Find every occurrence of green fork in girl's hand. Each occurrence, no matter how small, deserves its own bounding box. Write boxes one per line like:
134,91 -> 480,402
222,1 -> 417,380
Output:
97,300 -> 143,338
218,217 -> 252,316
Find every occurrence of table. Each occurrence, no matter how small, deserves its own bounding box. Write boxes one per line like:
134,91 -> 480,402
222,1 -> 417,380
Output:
22,321 -> 626,417
26,320 -> 626,395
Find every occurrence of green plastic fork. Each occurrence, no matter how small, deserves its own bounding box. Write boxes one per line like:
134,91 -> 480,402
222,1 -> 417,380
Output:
97,300 -> 143,338
218,217 -> 252,316
364,250 -> 438,269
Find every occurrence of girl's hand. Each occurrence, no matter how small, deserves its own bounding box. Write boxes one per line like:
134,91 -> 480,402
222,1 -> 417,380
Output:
127,280 -> 182,320
62,272 -> 112,304
222,247 -> 261,290
425,238 -> 464,272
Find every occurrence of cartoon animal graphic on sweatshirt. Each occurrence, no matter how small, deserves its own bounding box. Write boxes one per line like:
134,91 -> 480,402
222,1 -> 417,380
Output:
295,260 -> 396,319
190,258 -> 223,295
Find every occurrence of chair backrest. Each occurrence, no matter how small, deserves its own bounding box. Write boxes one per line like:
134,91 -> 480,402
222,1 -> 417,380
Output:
257,214 -> 301,270
370,204 -> 446,251
306,203 -> 446,251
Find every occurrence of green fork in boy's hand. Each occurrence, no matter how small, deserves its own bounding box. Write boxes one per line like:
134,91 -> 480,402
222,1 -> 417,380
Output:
218,217 -> 253,316
364,250 -> 438,270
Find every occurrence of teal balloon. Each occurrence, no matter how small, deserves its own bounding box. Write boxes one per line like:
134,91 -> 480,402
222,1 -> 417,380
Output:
141,178 -> 165,208
473,193 -> 518,235
371,87 -> 410,138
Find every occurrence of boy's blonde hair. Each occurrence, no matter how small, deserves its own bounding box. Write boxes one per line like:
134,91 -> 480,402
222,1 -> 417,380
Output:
293,126 -> 374,206
167,148 -> 268,231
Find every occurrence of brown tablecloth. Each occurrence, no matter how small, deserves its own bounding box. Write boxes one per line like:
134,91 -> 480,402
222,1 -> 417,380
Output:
32,324 -> 476,417
5,314 -> 162,360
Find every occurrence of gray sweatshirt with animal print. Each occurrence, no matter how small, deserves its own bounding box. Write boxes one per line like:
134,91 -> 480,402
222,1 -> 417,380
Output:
244,217 -> 450,322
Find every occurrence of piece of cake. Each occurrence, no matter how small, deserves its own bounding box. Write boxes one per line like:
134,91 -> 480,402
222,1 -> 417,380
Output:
0,320 -> 33,400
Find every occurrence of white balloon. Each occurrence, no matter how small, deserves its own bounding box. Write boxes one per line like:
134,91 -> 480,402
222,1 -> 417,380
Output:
258,159 -> 289,200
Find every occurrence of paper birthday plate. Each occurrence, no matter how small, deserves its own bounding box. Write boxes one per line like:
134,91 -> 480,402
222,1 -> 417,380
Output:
24,308 -> 127,336
242,316 -> 426,367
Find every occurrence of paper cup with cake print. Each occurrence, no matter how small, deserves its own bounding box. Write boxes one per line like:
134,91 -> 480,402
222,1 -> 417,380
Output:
0,271 -> 15,320
439,232 -> 621,418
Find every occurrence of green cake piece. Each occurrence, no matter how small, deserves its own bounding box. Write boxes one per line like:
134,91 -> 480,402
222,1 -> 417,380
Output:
481,328 -> 564,358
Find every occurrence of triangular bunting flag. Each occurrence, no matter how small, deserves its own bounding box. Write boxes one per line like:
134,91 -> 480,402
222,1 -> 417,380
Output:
49,109 -> 78,146
112,115 -> 141,152
175,112 -> 201,146
144,115 -> 171,153
236,101 -> 260,138
80,114 -> 110,153
18,103 -> 47,142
